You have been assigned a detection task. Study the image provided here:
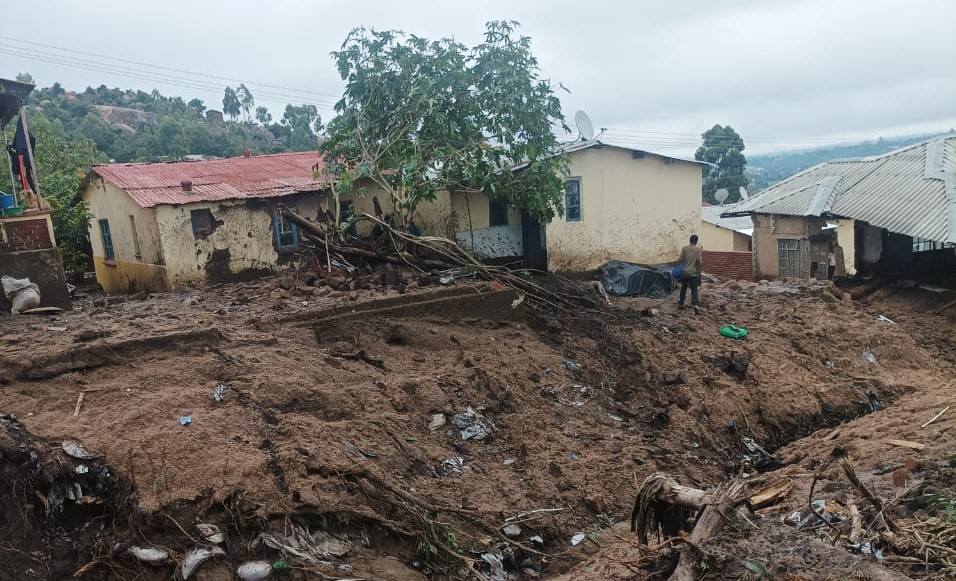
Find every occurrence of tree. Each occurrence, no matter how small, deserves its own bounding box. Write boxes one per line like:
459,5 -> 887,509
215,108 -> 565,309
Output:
320,21 -> 569,227
281,104 -> 320,150
695,125 -> 749,204
77,111 -> 116,152
187,98 -> 206,115
16,72 -> 34,84
222,87 -> 241,120
255,106 -> 272,125
236,83 -> 254,123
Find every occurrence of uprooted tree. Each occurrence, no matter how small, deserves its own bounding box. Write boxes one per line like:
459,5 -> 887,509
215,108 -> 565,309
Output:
319,20 -> 570,228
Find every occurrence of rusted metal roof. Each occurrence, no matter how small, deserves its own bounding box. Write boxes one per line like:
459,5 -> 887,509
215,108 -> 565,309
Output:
89,151 -> 328,208
723,135 -> 956,243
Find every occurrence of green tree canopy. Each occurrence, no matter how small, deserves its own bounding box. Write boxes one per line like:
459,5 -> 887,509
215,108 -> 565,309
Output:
236,83 -> 254,123
695,124 -> 749,204
320,21 -> 569,226
222,87 -> 241,120
27,113 -> 106,273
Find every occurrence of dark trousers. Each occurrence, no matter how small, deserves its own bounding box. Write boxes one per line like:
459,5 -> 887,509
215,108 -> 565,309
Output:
679,276 -> 700,307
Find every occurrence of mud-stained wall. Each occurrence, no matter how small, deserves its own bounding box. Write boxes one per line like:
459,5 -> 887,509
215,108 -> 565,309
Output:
752,214 -> 829,279
154,194 -> 323,285
456,225 -> 523,258
82,180 -> 168,293
546,146 -> 702,272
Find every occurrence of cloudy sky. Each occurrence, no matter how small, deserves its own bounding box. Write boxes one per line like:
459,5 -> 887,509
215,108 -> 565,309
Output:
4,0 -> 955,157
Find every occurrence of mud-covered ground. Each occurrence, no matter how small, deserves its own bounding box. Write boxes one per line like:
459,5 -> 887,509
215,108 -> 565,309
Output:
0,274 -> 953,581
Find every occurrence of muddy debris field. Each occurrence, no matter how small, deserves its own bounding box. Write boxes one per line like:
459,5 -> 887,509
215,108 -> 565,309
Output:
0,274 -> 954,581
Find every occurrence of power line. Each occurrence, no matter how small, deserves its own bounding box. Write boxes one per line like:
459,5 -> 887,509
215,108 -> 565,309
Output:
601,127 -> 903,145
0,35 -> 343,101
0,46 -> 339,113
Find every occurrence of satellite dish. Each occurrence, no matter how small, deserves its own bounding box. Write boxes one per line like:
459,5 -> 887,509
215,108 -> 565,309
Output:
574,110 -> 595,141
739,186 -> 748,200
714,188 -> 729,204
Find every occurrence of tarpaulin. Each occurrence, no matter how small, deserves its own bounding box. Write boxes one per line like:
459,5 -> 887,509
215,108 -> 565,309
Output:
597,260 -> 676,298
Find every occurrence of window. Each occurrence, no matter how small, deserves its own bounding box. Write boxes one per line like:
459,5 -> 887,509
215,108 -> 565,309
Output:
99,219 -> 115,261
191,209 -> 217,238
273,210 -> 299,249
489,198 -> 509,227
565,178 -> 581,222
913,237 -> 955,253
129,215 -> 142,258
777,238 -> 810,279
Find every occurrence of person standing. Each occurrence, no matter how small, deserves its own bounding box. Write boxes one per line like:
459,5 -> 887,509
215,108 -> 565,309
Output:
677,234 -> 703,313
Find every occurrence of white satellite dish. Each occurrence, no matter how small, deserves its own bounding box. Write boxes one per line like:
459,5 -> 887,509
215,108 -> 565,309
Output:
574,110 -> 595,141
714,188 -> 729,204
739,186 -> 748,200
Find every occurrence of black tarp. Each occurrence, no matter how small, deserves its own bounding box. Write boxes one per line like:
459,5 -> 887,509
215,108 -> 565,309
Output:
598,260 -> 676,298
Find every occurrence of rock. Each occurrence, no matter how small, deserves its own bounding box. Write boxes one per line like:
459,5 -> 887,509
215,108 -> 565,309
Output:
129,291 -> 148,301
276,277 -> 295,290
662,372 -> 685,385
74,329 -> 107,342
891,468 -> 910,487
313,286 -> 332,297
502,523 -> 522,537
841,292 -> 852,304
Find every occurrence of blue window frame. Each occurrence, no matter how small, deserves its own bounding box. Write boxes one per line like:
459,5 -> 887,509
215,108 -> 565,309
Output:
99,219 -> 115,261
273,211 -> 299,249
565,178 -> 581,221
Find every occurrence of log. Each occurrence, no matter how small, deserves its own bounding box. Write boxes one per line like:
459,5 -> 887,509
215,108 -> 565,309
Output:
280,206 -> 454,270
669,479 -> 748,581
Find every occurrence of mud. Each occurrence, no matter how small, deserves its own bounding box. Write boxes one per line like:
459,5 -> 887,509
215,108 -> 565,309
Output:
0,274 -> 952,580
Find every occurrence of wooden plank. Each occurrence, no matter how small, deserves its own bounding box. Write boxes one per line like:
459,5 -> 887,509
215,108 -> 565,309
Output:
884,439 -> 924,450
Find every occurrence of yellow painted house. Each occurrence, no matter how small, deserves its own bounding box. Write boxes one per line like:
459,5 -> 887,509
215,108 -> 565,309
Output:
80,143 -> 703,293
456,140 -> 704,271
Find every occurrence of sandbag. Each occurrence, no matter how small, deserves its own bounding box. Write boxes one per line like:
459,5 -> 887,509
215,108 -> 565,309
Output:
2,275 -> 41,314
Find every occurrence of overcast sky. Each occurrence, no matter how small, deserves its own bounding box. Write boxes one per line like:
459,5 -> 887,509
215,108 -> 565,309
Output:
4,0 -> 955,157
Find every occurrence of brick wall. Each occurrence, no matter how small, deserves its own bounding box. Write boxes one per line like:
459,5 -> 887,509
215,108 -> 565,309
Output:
1,218 -> 53,252
703,250 -> 753,280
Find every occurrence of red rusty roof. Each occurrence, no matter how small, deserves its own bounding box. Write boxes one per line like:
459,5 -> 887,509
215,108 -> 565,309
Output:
90,151 -> 329,208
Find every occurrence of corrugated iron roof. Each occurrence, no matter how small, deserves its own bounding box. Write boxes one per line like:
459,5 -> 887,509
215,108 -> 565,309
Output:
723,135 -> 956,243
509,139 -> 706,171
89,151 -> 328,208
700,205 -> 753,234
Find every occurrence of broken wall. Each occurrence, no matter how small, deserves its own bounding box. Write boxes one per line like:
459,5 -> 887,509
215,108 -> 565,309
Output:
545,147 -> 702,272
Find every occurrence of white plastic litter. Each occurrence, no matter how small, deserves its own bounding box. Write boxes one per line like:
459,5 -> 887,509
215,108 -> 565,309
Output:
196,523 -> 224,544
182,546 -> 226,579
62,439 -> 98,460
570,532 -> 586,546
127,546 -> 170,564
237,561 -> 273,581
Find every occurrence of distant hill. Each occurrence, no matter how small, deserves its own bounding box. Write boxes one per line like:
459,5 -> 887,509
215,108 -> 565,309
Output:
745,134 -> 948,192
19,80 -> 322,163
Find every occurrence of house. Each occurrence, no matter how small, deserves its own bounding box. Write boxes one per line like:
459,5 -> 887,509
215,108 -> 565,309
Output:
81,140 -> 704,293
0,77 -> 71,310
699,204 -> 754,280
454,140 -> 704,272
723,135 -> 956,280
81,152 -> 333,292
